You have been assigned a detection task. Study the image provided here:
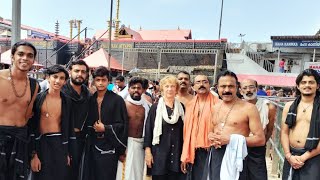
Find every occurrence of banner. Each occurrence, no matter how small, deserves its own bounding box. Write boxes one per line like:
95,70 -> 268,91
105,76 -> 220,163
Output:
304,62 -> 320,73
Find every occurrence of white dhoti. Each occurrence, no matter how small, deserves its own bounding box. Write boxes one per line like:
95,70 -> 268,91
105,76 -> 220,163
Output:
116,137 -> 145,180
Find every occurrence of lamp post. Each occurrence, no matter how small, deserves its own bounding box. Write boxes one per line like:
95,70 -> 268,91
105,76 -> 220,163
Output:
44,38 -> 48,68
108,0 -> 114,73
218,0 -> 224,40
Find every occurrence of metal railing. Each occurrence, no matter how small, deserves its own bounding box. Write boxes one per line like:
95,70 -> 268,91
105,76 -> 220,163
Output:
263,96 -> 295,178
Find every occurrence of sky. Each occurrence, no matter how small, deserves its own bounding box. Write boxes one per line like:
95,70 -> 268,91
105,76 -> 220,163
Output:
0,0 -> 320,42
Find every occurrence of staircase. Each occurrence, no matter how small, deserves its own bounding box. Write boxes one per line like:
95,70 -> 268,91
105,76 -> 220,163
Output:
226,43 -> 275,73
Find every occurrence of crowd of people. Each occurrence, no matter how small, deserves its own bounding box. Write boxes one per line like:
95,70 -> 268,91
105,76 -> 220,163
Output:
1,41 -> 320,180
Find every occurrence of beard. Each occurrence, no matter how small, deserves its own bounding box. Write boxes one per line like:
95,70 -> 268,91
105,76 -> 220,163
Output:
131,94 -> 141,101
242,92 -> 257,101
71,77 -> 85,86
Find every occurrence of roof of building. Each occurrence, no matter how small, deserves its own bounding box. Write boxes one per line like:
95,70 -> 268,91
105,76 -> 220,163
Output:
93,27 -> 192,41
82,48 -> 124,70
0,19 -> 70,41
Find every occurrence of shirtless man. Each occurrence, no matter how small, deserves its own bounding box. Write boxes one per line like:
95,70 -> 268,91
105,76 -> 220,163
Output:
240,79 -> 276,180
30,65 -> 73,180
281,69 -> 320,180
204,70 -> 265,180
0,41 -> 39,180
117,77 -> 150,180
176,71 -> 193,105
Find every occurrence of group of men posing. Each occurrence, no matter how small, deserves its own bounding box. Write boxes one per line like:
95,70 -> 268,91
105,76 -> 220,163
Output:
0,41 -> 320,180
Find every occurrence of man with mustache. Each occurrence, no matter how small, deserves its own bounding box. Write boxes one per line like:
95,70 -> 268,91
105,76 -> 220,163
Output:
30,65 -> 74,180
176,71 -> 194,106
240,79 -> 276,180
0,41 -> 39,180
116,77 -> 150,180
203,70 -> 265,180
180,75 -> 219,179
61,60 -> 90,180
281,69 -> 320,180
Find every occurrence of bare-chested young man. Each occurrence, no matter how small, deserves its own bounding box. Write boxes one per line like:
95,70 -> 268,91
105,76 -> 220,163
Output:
203,70 -> 265,180
0,41 -> 39,180
176,71 -> 194,106
30,65 -> 73,180
180,75 -> 219,180
281,69 -> 320,180
116,77 -> 150,180
240,79 -> 277,180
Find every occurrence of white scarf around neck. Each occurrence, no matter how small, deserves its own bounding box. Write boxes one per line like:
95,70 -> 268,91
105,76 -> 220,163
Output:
152,97 -> 184,145
126,95 -> 150,136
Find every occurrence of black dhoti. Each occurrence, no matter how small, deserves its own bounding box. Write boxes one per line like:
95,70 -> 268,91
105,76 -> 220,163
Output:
282,147 -> 320,180
32,133 -> 69,180
247,146 -> 267,180
0,126 -> 29,180
202,146 -> 247,180
186,148 -> 208,180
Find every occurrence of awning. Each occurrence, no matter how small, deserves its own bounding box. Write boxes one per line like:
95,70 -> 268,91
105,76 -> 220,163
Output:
237,74 -> 296,87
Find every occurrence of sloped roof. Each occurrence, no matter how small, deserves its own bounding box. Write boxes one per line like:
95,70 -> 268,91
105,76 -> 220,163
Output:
82,48 -> 123,70
237,74 -> 296,87
0,19 -> 70,40
137,29 -> 192,40
93,28 -> 192,41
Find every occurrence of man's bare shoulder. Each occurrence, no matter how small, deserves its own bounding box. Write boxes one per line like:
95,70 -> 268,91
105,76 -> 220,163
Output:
238,100 -> 255,110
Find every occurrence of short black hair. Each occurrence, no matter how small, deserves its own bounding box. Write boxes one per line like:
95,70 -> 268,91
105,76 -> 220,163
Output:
68,60 -> 89,73
46,65 -> 69,79
141,78 -> 149,89
92,66 -> 110,79
128,77 -> 144,87
11,41 -> 37,57
216,70 -> 238,84
296,69 -> 320,96
177,71 -> 191,79
258,85 -> 263,89
116,76 -> 125,82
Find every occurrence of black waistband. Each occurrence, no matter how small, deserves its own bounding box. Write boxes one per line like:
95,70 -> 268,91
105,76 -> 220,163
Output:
290,146 -> 307,155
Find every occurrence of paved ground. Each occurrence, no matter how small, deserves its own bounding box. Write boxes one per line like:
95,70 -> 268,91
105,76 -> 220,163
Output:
267,156 -> 281,180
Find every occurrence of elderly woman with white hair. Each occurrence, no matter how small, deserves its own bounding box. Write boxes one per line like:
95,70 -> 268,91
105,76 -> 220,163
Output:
144,75 -> 186,180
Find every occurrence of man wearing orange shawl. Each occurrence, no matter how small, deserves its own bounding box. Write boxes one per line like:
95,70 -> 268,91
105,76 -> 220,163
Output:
180,75 -> 219,180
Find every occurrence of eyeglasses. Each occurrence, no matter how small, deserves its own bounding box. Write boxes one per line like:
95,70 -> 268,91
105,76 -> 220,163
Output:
241,85 -> 256,90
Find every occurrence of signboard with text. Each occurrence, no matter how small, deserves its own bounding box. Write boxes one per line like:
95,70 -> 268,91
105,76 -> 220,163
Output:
304,62 -> 320,73
273,40 -> 320,48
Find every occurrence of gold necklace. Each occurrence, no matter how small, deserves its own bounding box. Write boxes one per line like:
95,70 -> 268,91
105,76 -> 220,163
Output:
301,103 -> 312,113
9,68 -> 28,98
216,100 -> 238,130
